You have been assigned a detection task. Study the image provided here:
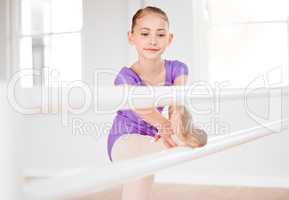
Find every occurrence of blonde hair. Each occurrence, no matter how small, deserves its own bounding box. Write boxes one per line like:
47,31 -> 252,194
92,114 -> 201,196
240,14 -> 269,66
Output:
131,6 -> 169,33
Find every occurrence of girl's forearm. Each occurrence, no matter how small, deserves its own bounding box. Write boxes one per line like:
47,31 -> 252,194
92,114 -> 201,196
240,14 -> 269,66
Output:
133,108 -> 171,130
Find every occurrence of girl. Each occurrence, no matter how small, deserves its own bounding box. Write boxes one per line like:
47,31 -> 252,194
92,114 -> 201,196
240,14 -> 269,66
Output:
107,6 -> 207,200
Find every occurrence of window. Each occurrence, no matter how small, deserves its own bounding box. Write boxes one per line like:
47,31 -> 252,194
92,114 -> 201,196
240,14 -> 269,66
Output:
206,0 -> 289,88
19,0 -> 82,87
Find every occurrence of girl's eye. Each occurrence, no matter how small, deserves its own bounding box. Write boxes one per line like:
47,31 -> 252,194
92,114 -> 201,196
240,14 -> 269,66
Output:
140,33 -> 166,37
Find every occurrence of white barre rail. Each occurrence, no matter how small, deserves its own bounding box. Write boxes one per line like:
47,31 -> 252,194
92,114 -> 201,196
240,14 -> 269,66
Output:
10,86 -> 288,112
23,119 -> 288,200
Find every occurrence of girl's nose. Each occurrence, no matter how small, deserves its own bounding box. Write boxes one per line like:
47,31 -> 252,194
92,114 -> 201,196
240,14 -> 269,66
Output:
149,36 -> 157,45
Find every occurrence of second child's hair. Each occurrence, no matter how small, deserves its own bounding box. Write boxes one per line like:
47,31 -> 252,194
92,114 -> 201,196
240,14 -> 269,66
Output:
131,6 -> 169,33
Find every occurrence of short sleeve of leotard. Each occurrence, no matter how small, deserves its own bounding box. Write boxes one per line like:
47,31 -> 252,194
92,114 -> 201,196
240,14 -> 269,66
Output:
114,67 -> 138,86
172,60 -> 189,83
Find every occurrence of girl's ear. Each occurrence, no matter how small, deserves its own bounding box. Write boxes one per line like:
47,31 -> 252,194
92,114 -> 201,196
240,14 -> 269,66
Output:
168,33 -> 174,46
127,31 -> 134,45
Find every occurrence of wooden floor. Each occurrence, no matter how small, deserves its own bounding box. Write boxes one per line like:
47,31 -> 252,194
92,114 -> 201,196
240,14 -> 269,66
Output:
67,183 -> 289,200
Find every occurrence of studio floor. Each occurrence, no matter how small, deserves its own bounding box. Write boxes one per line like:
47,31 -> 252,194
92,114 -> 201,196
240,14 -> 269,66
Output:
67,183 -> 289,200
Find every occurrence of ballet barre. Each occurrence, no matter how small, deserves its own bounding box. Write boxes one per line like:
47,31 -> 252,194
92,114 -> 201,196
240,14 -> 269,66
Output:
23,119 -> 288,200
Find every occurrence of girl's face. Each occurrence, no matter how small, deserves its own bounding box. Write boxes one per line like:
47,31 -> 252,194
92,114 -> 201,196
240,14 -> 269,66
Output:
128,13 -> 173,60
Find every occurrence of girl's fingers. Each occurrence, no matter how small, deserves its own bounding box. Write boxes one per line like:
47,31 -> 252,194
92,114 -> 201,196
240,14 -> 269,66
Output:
162,139 -> 172,148
154,134 -> 161,142
158,128 -> 177,147
166,136 -> 177,147
162,136 -> 177,148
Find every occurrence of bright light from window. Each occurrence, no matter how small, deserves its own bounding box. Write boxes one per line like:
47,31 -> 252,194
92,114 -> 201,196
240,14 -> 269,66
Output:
19,0 -> 83,87
208,0 -> 289,24
51,0 -> 83,33
44,33 -> 82,82
21,0 -> 32,35
19,37 -> 33,87
209,23 -> 288,88
207,0 -> 289,88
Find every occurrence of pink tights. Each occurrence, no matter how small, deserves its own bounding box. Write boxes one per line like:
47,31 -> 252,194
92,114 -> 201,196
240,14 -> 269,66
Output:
111,134 -> 166,200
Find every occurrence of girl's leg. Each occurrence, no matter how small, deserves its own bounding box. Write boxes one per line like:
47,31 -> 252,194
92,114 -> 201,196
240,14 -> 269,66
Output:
121,175 -> 154,200
111,133 -> 165,161
111,134 -> 165,200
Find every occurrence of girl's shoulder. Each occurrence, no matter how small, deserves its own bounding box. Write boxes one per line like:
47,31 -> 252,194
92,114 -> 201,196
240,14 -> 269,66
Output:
166,59 -> 187,66
166,59 -> 189,81
114,66 -> 140,85
166,59 -> 189,70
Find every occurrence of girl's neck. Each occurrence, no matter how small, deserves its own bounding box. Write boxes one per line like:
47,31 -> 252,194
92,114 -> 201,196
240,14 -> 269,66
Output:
134,57 -> 164,76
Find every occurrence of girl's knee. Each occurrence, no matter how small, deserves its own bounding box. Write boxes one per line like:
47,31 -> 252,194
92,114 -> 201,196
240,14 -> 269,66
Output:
111,134 -> 165,162
111,134 -> 143,161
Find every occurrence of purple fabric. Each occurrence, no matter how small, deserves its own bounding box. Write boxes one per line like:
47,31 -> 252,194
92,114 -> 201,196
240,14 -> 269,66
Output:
107,59 -> 189,162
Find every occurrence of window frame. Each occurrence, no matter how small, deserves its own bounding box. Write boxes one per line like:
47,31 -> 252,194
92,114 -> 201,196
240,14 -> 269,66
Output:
9,0 -> 83,87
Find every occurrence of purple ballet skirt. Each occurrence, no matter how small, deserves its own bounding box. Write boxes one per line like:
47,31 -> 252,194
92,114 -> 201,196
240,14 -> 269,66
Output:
107,59 -> 189,162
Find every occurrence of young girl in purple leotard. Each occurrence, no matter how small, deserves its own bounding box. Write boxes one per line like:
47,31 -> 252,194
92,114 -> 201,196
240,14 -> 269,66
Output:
107,6 -> 207,200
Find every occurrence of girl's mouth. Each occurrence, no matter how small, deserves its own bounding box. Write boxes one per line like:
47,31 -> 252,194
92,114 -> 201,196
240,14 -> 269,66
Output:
144,48 -> 160,52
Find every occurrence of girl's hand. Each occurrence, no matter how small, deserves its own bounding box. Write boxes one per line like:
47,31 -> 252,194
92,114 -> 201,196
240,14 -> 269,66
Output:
155,122 -> 177,148
153,134 -> 161,142
169,107 -> 186,138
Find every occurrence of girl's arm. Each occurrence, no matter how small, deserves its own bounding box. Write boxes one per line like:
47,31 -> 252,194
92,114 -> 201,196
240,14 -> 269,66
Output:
130,76 -> 189,148
168,75 -> 208,147
133,107 -> 170,129
168,75 -> 188,118
133,107 -> 177,148
134,75 -> 189,147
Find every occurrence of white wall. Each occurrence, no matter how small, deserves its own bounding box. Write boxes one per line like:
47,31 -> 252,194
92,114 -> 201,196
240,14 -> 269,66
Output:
0,84 -> 22,200
83,0 -> 129,85
0,0 -> 8,80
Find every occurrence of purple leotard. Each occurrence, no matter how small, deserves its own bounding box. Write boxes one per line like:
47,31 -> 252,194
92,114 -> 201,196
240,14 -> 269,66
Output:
107,59 -> 189,162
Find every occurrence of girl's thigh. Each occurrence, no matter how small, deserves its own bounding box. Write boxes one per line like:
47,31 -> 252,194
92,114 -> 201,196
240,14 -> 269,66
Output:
111,133 -> 166,162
